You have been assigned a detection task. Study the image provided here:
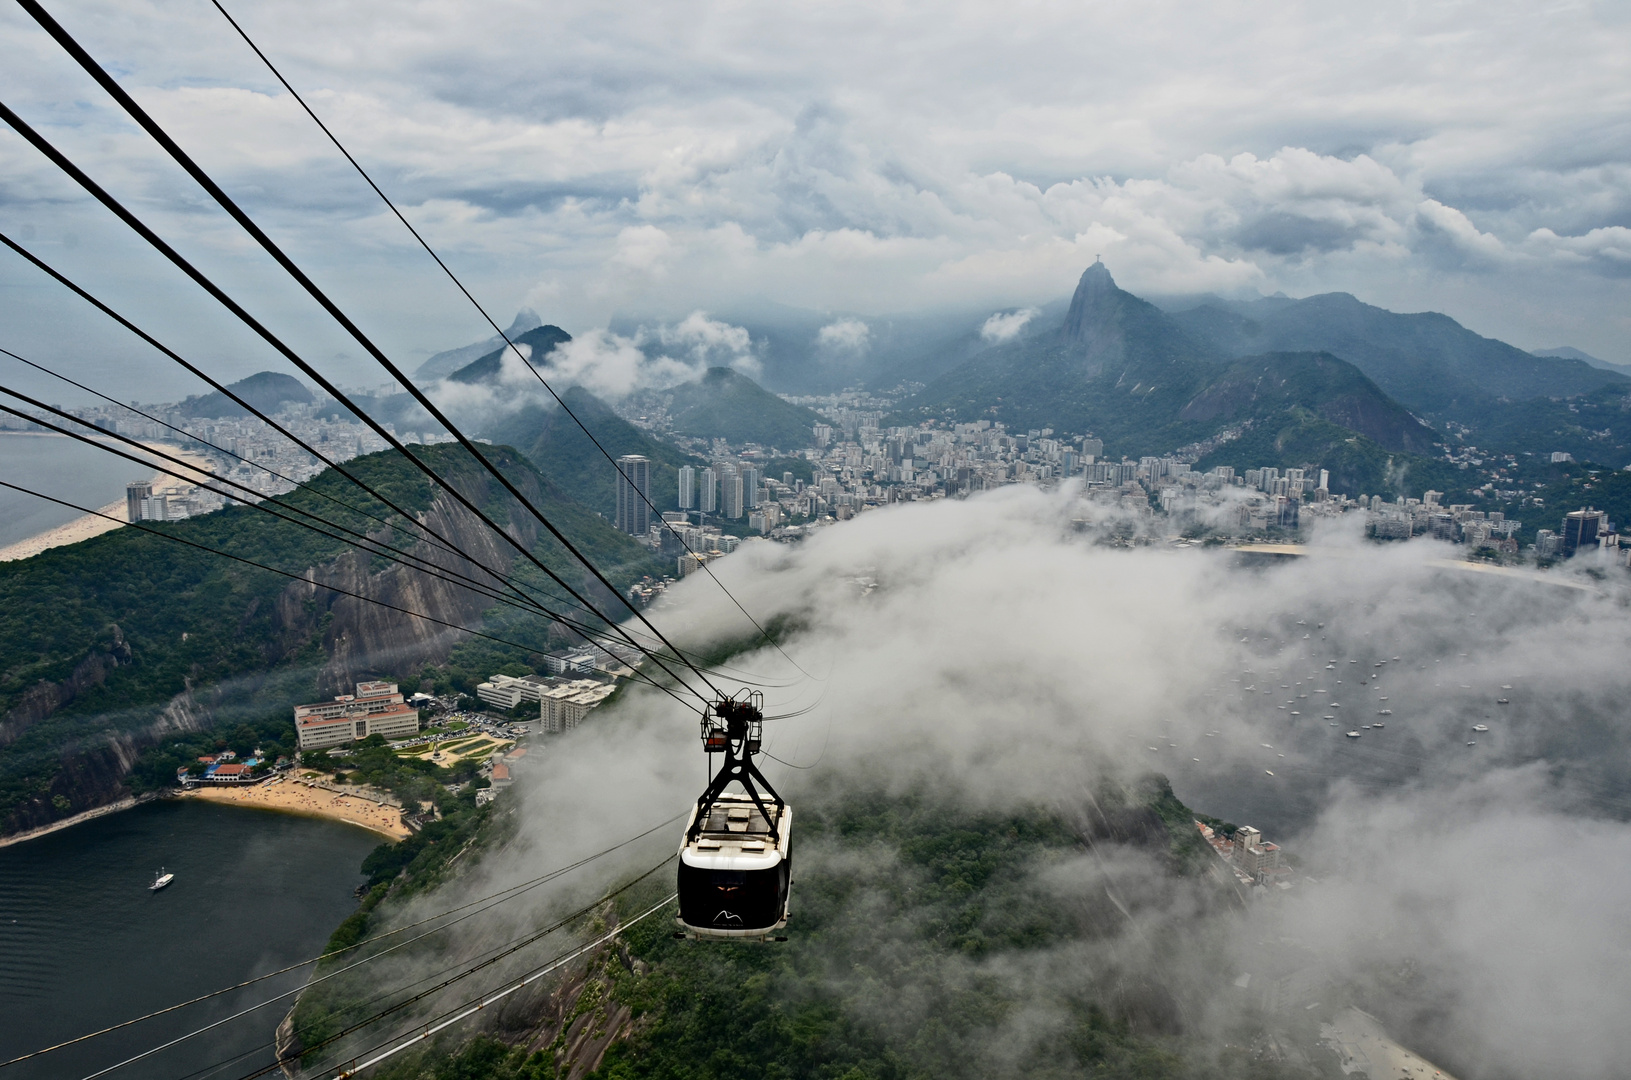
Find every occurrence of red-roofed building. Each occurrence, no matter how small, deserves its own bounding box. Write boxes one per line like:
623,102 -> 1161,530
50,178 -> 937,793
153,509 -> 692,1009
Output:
489,762 -> 512,788
204,762 -> 254,784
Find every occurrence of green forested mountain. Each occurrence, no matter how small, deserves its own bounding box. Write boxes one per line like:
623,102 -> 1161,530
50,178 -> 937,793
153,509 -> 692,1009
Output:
0,442 -> 660,836
485,387 -> 706,518
654,366 -> 823,450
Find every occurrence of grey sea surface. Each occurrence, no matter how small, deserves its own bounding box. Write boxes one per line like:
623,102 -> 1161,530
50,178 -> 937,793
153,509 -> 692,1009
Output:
0,799 -> 376,1080
0,433 -> 142,548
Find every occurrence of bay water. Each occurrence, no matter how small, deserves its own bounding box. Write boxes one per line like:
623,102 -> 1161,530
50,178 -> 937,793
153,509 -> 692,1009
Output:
0,799 -> 377,1080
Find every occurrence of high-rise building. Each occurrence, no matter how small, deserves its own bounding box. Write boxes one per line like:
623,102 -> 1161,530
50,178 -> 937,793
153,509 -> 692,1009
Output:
126,480 -> 152,522
677,465 -> 695,509
699,468 -> 717,513
1563,507 -> 1606,557
741,467 -> 761,509
721,466 -> 744,519
614,455 -> 651,535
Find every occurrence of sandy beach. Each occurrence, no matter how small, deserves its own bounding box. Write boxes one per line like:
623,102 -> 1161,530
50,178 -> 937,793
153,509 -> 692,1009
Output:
183,776 -> 411,841
0,437 -> 219,562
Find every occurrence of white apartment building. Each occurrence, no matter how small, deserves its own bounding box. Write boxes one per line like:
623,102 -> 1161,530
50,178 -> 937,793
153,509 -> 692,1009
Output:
539,680 -> 616,733
475,673 -> 557,711
295,681 -> 419,750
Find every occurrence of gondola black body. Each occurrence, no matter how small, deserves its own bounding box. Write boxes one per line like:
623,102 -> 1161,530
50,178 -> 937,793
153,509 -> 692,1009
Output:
676,693 -> 792,940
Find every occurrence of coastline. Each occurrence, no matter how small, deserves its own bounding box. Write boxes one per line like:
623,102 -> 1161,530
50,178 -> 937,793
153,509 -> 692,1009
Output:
180,776 -> 411,841
0,435 -> 218,563
0,794 -> 153,849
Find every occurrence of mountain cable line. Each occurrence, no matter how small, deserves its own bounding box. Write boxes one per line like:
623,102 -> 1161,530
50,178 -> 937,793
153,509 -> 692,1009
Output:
0,229 -> 583,624
0,378 -> 797,691
0,12 -> 724,700
0,245 -> 787,686
205,0 -> 815,685
0,477 -> 703,713
305,895 -> 677,1080
0,99 -> 712,702
0,390 -> 711,705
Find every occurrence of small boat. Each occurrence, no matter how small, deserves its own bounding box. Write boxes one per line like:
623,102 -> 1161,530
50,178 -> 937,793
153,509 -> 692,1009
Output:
1496,698 -> 1510,705
1345,731 -> 1361,738
1378,709 -> 1392,715
150,869 -> 174,892
1372,722 -> 1385,728
1472,724 -> 1489,733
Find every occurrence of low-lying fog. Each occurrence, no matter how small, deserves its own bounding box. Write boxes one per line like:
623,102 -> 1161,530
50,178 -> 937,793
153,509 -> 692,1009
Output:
421,482 -> 1631,1079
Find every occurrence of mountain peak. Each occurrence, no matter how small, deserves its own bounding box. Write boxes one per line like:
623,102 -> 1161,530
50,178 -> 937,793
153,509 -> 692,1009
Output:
507,308 -> 543,336
1062,262 -> 1121,344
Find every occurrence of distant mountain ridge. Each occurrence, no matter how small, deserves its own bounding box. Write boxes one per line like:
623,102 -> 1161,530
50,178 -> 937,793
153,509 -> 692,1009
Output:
895,263 -> 1457,495
1533,346 -> 1631,376
901,263 -> 1430,451
1168,293 -> 1625,412
413,309 -> 544,382
179,371 -> 312,419
447,324 -> 573,384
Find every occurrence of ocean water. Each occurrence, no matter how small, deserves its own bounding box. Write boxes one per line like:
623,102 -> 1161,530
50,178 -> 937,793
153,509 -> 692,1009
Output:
0,800 -> 376,1080
0,433 -> 142,548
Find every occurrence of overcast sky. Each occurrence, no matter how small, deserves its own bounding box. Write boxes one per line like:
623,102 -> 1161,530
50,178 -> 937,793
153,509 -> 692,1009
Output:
0,0 -> 1628,399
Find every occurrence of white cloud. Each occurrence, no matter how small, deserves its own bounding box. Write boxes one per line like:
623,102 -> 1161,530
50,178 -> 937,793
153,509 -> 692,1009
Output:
648,311 -> 762,378
979,307 -> 1037,342
816,318 -> 871,355
0,0 -> 1628,400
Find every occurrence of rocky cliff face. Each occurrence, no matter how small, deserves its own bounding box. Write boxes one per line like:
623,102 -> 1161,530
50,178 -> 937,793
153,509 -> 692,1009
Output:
301,479 -> 535,694
4,686 -> 211,835
0,626 -> 131,750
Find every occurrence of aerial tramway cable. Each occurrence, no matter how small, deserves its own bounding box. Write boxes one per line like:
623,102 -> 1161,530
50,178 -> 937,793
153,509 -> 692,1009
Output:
0,477 -> 702,714
300,895 -> 677,1080
2,7 -> 724,700
0,100 -> 712,702
0,230 -> 590,634
205,0 -> 817,685
0,249 -> 793,688
0,391 -> 708,705
0,377 -> 800,690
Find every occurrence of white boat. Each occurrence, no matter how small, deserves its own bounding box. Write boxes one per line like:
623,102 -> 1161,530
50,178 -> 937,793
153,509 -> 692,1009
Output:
150,869 -> 174,892
1472,724 -> 1489,733
1345,731 -> 1361,738
1377,709 -> 1392,715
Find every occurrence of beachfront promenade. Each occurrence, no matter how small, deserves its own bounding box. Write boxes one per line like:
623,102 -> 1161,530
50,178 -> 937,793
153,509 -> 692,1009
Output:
185,774 -> 411,840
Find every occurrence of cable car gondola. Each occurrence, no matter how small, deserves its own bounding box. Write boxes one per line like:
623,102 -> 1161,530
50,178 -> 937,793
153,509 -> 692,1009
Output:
676,692 -> 791,940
